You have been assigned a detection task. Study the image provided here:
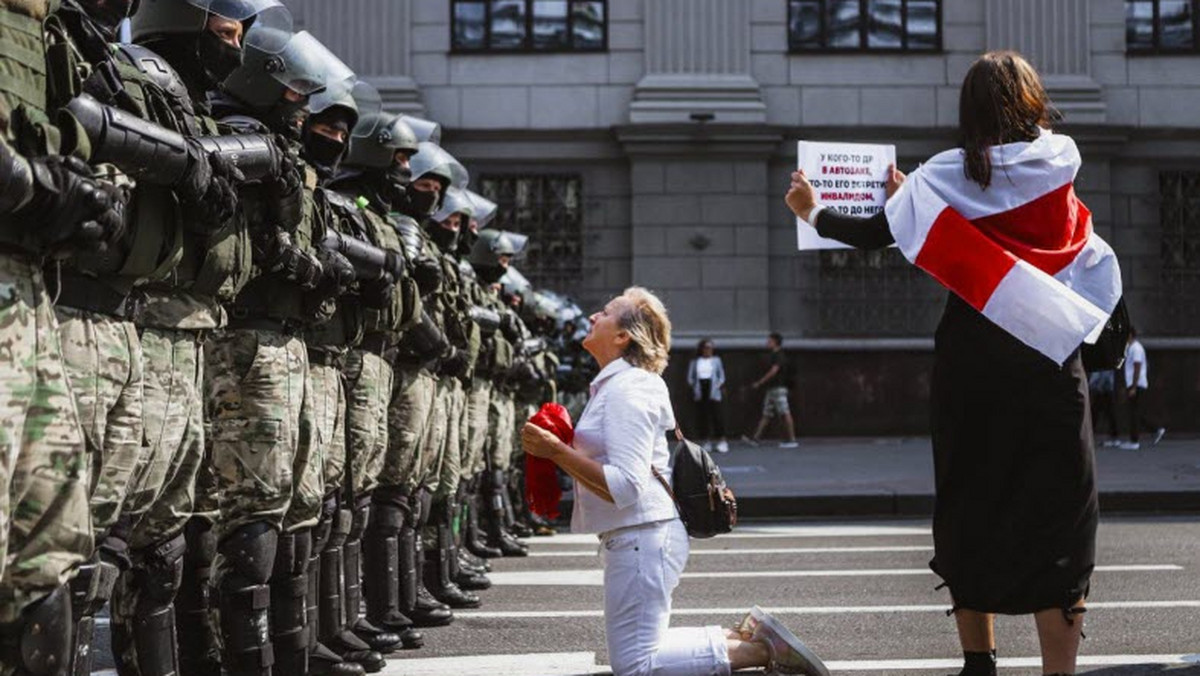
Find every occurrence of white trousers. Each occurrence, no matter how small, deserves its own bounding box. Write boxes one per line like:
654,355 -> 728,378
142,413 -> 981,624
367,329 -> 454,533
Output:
601,518 -> 731,676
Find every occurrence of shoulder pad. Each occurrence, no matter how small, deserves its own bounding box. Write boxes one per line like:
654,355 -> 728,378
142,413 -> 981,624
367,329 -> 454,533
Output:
458,259 -> 477,281
219,114 -> 268,134
322,188 -> 358,214
112,44 -> 190,102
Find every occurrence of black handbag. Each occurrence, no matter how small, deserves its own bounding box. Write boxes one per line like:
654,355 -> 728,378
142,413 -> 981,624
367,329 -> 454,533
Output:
1081,297 -> 1131,371
652,429 -> 737,539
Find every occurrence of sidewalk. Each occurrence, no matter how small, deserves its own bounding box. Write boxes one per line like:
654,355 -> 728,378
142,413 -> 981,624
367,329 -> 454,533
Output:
706,436 -> 1200,517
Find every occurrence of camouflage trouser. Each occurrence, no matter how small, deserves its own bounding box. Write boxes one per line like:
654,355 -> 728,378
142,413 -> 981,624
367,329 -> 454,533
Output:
344,349 -> 392,499
124,328 -> 205,550
463,380 -> 491,479
55,307 -> 144,538
205,329 -> 307,539
418,376 -> 452,496
515,402 -> 538,467
433,377 -> 466,500
381,364 -> 436,494
486,392 -> 516,472
284,358 -> 320,532
307,358 -> 346,499
0,256 -> 91,624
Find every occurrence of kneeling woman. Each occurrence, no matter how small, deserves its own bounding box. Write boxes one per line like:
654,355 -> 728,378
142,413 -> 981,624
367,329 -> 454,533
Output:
521,287 -> 828,676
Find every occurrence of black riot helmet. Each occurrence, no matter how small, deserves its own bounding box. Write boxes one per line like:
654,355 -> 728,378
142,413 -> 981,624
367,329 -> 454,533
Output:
428,186 -> 474,254
131,0 -> 285,88
394,142 -> 460,221
397,115 -> 441,145
470,229 -> 527,284
344,85 -> 420,171
220,17 -> 330,136
75,0 -> 140,40
301,55 -> 360,178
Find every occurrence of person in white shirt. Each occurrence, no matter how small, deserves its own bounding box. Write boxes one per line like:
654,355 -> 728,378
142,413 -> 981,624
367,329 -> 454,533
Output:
687,339 -> 730,453
521,287 -> 828,676
1121,327 -> 1166,450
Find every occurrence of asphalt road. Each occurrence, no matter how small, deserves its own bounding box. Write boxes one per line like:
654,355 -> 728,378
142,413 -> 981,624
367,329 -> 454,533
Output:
93,516 -> 1200,675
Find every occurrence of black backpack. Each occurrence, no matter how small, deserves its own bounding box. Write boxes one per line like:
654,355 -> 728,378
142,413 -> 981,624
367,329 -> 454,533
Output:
1081,297 -> 1131,372
653,432 -> 737,539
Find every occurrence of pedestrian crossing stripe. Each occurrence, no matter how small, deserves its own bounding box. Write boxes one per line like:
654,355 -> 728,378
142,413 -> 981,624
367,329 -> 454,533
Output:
826,653 -> 1200,670
531,545 -> 936,557
457,599 -> 1200,618
534,524 -> 932,545
486,564 -> 1182,586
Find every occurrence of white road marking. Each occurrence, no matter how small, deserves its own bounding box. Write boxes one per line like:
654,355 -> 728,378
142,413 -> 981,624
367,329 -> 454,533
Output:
534,525 -> 931,545
530,545 -> 935,557
488,564 -> 1180,587
96,652 -> 605,676
458,600 -> 1200,619
825,653 -> 1200,670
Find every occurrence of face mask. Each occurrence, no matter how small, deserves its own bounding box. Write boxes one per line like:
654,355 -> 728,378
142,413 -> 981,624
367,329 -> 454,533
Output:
302,130 -> 346,175
456,228 -> 478,258
197,30 -> 244,87
264,98 -> 309,139
396,186 -> 439,220
429,223 -> 459,253
477,264 -> 506,285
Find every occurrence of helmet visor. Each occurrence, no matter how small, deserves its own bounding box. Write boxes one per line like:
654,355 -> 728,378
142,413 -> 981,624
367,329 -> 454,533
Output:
244,26 -> 328,96
349,83 -> 385,138
189,0 -> 284,21
433,187 -> 475,223
308,52 -> 357,118
409,142 -> 455,184
465,190 -> 498,227
398,115 -> 441,144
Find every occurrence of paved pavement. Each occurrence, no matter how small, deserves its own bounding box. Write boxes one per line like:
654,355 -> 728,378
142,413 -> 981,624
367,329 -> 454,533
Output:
91,516 -> 1200,675
702,437 -> 1200,516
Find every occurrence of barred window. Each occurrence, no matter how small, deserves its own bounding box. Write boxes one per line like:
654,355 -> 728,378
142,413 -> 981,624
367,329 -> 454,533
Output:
479,175 -> 584,294
1127,0 -> 1200,52
452,0 -> 607,53
1158,171 -> 1200,332
808,248 -> 944,336
788,0 -> 942,52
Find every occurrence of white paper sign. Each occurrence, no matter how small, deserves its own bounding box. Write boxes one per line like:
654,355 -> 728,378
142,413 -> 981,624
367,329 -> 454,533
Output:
795,141 -> 896,250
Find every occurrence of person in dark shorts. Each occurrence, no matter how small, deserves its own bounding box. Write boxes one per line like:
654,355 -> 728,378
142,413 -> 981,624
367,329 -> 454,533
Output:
744,333 -> 798,448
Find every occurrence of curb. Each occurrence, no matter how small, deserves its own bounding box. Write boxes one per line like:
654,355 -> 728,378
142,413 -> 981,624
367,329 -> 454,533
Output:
732,491 -> 1200,518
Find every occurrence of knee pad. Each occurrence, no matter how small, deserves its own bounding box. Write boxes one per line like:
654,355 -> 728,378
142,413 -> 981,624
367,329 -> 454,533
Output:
2,584 -> 72,676
218,522 -> 278,587
140,533 -> 187,606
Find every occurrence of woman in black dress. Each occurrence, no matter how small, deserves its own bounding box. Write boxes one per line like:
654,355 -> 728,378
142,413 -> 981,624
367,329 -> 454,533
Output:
787,52 -> 1107,676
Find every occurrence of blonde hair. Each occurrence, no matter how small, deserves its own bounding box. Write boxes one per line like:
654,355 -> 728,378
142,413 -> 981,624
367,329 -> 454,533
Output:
617,287 -> 671,374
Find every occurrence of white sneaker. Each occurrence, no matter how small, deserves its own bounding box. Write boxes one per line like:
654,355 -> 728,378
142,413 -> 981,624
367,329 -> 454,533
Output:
779,441 -> 799,449
1119,441 -> 1141,451
1101,439 -> 1122,448
715,440 -> 730,454
1153,428 -> 1167,446
738,605 -> 830,676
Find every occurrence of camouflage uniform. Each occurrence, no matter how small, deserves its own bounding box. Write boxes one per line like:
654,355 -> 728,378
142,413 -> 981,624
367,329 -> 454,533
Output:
0,0 -> 91,656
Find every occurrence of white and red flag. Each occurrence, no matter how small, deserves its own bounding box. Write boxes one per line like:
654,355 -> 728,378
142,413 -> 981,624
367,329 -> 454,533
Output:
884,130 -> 1122,365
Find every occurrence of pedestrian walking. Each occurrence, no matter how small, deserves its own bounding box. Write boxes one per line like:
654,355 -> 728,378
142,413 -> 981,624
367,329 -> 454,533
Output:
1121,327 -> 1166,450
786,51 -> 1122,676
744,333 -> 799,448
521,287 -> 828,676
1087,370 -> 1121,447
686,338 -> 730,453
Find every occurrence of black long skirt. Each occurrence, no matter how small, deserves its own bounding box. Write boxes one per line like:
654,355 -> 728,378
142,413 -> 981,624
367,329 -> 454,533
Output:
929,296 -> 1098,615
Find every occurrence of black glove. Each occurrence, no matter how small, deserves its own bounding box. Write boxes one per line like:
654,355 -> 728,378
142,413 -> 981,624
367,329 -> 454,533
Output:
440,345 -> 470,378
314,246 -> 356,299
183,150 -> 244,234
265,135 -> 304,229
500,312 -> 522,343
24,155 -> 127,253
257,229 -> 323,290
358,273 -> 396,309
411,255 -> 442,296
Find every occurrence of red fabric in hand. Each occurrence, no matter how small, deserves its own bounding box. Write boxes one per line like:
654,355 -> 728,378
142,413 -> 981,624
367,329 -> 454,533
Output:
525,403 -> 573,520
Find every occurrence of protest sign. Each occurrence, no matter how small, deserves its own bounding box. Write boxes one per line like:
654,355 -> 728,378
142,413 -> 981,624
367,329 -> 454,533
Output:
795,141 -> 896,250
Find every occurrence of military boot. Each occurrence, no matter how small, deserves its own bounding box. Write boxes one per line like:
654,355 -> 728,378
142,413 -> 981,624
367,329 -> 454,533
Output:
404,490 -> 454,627
446,496 -> 490,592
308,500 -> 365,676
463,478 -> 501,559
320,505 -> 385,673
345,497 -> 404,654
423,502 -> 481,609
503,470 -> 535,539
112,533 -> 187,676
212,524 -> 275,676
269,531 -> 311,676
485,471 -> 528,557
177,518 -> 221,676
364,489 -> 424,649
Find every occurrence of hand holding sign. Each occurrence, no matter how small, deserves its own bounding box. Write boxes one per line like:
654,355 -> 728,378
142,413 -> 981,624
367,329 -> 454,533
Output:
794,141 -> 897,250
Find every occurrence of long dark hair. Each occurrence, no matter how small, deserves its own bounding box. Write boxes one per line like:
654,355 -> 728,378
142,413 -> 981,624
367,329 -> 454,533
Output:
959,51 -> 1057,189
695,338 -> 714,356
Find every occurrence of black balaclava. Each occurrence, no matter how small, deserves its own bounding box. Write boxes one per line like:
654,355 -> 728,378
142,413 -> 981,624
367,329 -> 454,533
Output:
428,219 -> 459,253
476,264 -> 507,285
264,97 -> 309,140
302,110 -> 353,179
196,29 -> 244,87
394,183 -> 440,221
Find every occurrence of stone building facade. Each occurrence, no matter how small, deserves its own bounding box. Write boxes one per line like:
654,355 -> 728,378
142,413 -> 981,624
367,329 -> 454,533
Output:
283,0 -> 1200,435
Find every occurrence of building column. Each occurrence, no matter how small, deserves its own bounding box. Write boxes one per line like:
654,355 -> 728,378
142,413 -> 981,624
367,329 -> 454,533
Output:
985,0 -> 1105,122
630,0 -> 766,124
282,0 -> 424,115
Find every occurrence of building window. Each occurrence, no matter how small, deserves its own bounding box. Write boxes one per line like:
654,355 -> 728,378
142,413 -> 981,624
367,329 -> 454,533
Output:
788,0 -> 942,52
1159,171 -> 1200,332
452,0 -> 607,53
1127,0 -> 1200,52
479,174 -> 585,293
808,248 -> 945,336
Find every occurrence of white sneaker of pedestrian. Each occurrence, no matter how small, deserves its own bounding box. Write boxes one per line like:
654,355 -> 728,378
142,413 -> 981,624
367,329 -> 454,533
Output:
1153,427 -> 1167,446
738,605 -> 830,676
779,441 -> 799,449
715,440 -> 730,454
1102,439 -> 1122,448
1120,441 -> 1141,451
